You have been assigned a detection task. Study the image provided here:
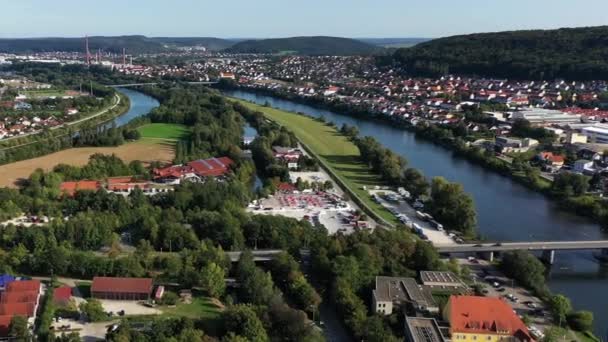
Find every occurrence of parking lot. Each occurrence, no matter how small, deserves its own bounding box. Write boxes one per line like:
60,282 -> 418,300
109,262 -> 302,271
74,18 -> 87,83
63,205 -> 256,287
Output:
458,257 -> 552,335
368,189 -> 457,245
248,168 -> 374,234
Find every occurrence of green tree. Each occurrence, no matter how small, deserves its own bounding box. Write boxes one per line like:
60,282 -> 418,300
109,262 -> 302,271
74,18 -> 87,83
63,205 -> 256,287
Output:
200,262 -> 226,298
567,310 -> 594,331
550,294 -> 572,326
428,177 -> 477,236
223,305 -> 269,342
500,251 -> 546,293
9,315 -> 30,341
79,298 -> 107,322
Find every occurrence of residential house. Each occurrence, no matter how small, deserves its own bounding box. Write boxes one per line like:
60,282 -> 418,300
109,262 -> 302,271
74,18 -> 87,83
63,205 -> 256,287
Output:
273,146 -> 302,169
537,152 -> 565,169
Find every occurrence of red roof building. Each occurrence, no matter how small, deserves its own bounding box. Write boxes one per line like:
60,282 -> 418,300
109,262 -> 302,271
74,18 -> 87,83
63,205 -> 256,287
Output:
6,280 -> 40,293
153,157 -> 234,182
0,302 -> 36,317
53,286 -> 72,304
444,296 -> 533,341
91,277 -> 153,300
0,291 -> 39,304
60,180 -> 101,196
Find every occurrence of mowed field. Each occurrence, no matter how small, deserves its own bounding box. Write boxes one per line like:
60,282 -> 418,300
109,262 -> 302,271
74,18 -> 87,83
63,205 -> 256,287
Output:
0,139 -> 174,188
137,123 -> 190,140
231,98 -> 398,225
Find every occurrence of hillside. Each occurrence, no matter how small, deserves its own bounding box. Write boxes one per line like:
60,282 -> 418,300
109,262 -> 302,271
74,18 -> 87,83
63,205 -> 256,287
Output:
225,36 -> 382,55
358,38 -> 430,48
391,26 -> 608,80
148,37 -> 235,51
0,36 -> 234,54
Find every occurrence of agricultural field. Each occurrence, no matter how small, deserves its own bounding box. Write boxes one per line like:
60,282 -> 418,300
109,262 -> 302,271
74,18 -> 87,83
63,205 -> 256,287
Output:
0,139 -> 174,187
231,98 -> 398,225
137,123 -> 190,140
22,89 -> 82,99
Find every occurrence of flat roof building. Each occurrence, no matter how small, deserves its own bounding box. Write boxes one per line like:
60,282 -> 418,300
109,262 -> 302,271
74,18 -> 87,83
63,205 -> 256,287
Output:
405,317 -> 446,342
510,108 -> 581,125
372,276 -> 437,315
420,271 -> 465,289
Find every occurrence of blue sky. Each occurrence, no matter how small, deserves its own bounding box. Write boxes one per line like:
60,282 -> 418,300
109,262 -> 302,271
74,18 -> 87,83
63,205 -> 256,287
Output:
2,0 -> 607,38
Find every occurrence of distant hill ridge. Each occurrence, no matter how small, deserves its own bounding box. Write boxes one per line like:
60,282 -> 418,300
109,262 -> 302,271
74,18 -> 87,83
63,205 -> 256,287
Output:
0,35 -> 235,54
390,25 -> 608,80
225,36 -> 383,55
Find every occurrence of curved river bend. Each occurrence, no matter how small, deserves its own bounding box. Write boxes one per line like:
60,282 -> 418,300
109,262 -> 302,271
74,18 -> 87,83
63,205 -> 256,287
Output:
113,88 -> 160,127
225,89 -> 608,335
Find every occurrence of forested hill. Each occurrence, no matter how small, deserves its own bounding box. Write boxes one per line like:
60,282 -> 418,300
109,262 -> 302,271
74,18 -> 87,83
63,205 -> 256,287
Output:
224,36 -> 382,55
390,26 -> 608,80
0,36 -> 234,54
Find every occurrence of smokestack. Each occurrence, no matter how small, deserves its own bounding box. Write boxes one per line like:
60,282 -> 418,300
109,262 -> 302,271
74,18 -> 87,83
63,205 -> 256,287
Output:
85,35 -> 91,66
122,48 -> 126,66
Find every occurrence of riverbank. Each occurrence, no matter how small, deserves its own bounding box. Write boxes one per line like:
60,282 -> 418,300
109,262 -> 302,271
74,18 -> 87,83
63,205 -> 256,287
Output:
223,89 -> 608,335
230,97 -> 397,227
221,85 -> 608,230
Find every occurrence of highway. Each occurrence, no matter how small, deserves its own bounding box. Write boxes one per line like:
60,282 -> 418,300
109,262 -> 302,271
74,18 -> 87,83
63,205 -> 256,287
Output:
435,240 -> 608,253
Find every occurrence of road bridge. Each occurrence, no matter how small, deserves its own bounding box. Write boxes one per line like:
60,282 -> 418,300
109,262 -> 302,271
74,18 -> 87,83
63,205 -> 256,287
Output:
226,249 -> 284,262
435,240 -> 608,264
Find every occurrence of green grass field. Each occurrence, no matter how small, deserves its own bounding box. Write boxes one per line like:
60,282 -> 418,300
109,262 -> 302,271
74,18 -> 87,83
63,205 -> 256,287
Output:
160,296 -> 222,319
231,98 -> 399,225
137,123 -> 190,141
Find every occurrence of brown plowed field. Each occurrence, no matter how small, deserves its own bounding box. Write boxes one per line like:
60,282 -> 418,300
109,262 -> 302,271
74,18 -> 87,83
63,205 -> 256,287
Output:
0,139 -> 174,188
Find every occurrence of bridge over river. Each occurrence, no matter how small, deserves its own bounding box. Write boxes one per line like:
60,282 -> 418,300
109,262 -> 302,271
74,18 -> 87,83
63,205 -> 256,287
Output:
435,240 -> 608,264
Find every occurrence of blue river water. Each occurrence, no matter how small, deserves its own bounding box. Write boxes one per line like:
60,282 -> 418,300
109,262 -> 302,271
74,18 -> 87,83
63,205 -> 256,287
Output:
224,89 -> 608,336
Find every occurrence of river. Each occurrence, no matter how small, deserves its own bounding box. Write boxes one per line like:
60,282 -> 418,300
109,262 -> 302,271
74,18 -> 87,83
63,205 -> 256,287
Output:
225,90 -> 608,335
113,88 -> 160,127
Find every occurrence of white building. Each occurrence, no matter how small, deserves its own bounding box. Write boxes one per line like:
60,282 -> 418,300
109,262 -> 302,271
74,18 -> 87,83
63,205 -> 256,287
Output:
581,126 -> 608,144
510,108 -> 581,125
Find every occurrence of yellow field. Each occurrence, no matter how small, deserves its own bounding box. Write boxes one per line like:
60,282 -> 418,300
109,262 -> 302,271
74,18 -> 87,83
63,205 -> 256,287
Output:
0,139 -> 174,188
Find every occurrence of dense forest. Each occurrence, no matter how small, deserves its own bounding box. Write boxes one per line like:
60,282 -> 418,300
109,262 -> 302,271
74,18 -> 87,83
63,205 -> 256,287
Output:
389,25 -> 608,80
225,36 -> 383,55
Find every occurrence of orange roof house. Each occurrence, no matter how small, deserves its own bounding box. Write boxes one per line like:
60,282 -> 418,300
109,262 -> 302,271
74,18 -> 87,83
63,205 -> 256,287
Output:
443,296 -> 533,341
538,152 -> 565,166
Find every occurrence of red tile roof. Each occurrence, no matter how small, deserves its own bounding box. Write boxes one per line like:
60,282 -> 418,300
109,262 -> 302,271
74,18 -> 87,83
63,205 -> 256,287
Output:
107,176 -> 136,186
0,291 -> 38,304
53,286 -> 72,303
0,303 -> 36,317
91,277 -> 153,295
153,157 -> 234,180
60,180 -> 101,196
6,280 -> 40,293
448,296 -> 532,340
